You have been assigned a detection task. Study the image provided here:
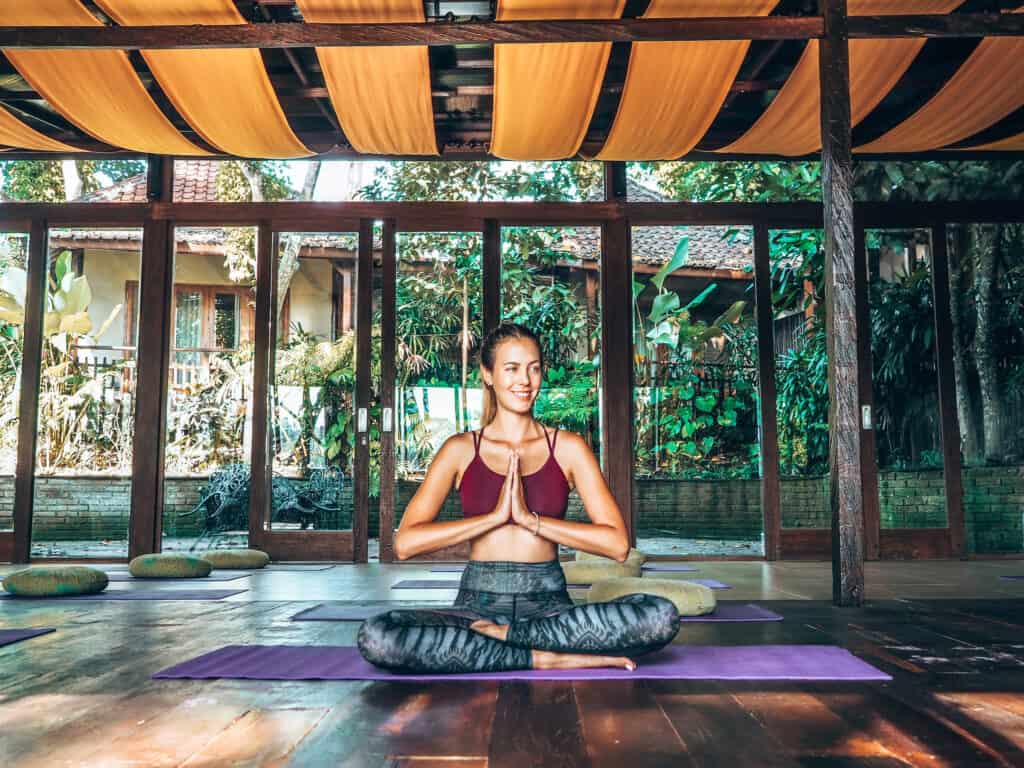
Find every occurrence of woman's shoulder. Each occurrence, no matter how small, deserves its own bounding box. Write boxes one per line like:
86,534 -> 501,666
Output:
436,431 -> 478,465
546,427 -> 590,457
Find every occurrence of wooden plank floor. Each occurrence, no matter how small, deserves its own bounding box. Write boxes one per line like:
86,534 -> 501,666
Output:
1,560 -> 1023,767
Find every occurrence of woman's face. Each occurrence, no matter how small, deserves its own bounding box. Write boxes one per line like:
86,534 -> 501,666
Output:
482,337 -> 543,416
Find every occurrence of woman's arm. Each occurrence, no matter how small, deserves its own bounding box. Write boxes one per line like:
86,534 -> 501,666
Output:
393,437 -> 514,560
509,434 -> 630,562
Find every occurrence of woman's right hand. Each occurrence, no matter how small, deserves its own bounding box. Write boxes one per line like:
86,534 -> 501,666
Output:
489,450 -> 516,526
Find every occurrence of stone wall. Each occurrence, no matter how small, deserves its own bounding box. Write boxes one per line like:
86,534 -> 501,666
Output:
4,465 -> 1022,554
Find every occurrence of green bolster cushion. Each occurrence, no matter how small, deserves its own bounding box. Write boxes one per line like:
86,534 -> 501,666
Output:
586,577 -> 716,616
2,565 -> 108,597
128,554 -> 212,579
575,547 -> 648,568
562,559 -> 642,584
200,549 -> 270,570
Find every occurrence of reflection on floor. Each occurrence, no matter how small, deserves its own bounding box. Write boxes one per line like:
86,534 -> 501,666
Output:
1,560 -> 1023,766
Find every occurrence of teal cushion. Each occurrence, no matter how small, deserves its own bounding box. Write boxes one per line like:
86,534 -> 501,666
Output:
200,549 -> 270,570
575,547 -> 648,568
129,554 -> 212,579
587,577 -> 716,616
2,566 -> 108,597
562,559 -> 642,584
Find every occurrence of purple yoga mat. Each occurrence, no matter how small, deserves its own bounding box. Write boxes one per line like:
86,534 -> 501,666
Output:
642,564 -> 699,572
105,572 -> 250,582
291,601 -> 452,622
999,575 -> 1024,581
0,589 -> 246,601
568,578 -> 731,590
153,643 -> 890,682
681,604 -> 783,623
0,628 -> 56,647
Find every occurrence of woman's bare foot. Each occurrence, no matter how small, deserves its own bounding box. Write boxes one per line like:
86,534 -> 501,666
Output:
532,649 -> 637,671
470,619 -> 510,642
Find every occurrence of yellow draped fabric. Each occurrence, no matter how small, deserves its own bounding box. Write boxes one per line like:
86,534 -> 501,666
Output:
597,0 -> 777,161
3,0 -> 205,155
0,104 -> 80,152
93,0 -> 311,158
296,1 -> 437,155
720,1 -> 962,156
492,0 -> 625,160
859,8 -> 1024,152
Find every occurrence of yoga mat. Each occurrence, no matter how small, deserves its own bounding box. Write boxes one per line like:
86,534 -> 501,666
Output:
153,644 -> 891,682
642,564 -> 699,572
568,579 -> 732,591
0,628 -> 56,647
105,572 -> 250,582
391,580 -> 460,590
680,604 -> 783,623
0,589 -> 246,601
291,601 -> 453,622
430,565 -> 466,572
265,564 -> 337,571
999,575 -> 1024,581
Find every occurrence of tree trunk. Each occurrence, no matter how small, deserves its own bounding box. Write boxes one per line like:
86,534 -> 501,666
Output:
238,161 -> 264,202
61,160 -> 82,201
947,226 -> 981,462
276,236 -> 301,323
971,223 -> 1004,462
301,161 -> 322,201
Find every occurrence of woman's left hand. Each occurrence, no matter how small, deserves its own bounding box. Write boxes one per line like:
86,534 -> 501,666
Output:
509,452 -> 537,532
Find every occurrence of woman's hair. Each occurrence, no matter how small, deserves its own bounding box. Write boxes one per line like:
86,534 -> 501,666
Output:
479,322 -> 543,427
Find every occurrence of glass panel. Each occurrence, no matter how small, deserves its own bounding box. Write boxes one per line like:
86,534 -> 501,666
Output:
0,159 -> 148,203
867,228 -> 948,529
392,232 -> 483,539
214,293 -> 239,350
948,223 -> 1024,553
30,228 -> 142,558
266,232 -> 358,534
162,227 -> 257,552
632,225 -> 763,557
772,229 -> 832,531
627,162 -> 821,203
501,226 -> 601,525
0,233 -> 30,533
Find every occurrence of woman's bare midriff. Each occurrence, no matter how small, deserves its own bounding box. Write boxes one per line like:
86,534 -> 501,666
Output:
469,521 -> 558,563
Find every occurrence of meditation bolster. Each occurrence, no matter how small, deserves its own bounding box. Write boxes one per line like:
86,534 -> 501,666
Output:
561,559 -> 642,584
129,554 -> 212,579
575,547 -> 648,568
586,577 -> 716,616
2,565 -> 108,597
201,549 -> 270,570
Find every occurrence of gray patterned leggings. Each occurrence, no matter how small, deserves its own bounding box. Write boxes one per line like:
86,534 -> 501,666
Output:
357,560 -> 680,674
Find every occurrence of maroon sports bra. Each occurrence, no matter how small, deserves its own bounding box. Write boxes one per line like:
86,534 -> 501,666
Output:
459,427 -> 570,519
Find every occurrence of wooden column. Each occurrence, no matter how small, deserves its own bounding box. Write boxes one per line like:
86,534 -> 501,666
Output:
11,219 -> 47,563
248,221 -> 275,548
929,223 -> 966,557
753,223 -> 781,560
483,219 -> 501,332
819,0 -> 864,606
128,216 -> 174,557
378,219 -> 397,563
601,162 -> 634,543
352,218 -> 374,563
855,220 -> 881,560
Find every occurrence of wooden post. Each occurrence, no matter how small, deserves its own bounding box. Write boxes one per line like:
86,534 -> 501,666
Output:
248,222 -> 275,548
929,223 -> 966,557
378,219 -> 397,563
483,219 -> 501,333
128,215 -> 174,557
11,219 -> 46,563
352,218 -> 373,563
819,0 -> 864,606
601,162 -> 634,544
753,222 -> 781,560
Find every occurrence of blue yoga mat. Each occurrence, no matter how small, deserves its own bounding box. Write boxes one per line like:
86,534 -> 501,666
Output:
1,589 -> 246,601
0,628 -> 56,647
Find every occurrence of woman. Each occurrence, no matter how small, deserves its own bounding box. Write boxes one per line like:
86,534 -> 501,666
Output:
358,323 -> 680,673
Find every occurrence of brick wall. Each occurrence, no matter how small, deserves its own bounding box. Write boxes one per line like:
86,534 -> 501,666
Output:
963,465 -> 1024,554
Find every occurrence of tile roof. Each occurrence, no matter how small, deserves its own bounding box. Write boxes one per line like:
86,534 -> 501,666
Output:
75,159 -> 220,203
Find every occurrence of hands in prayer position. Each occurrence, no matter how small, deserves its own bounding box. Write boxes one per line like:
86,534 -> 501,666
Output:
491,451 -> 540,535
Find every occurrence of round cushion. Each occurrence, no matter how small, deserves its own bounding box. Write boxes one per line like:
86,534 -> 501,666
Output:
575,547 -> 648,568
586,577 -> 716,616
562,559 -> 641,584
200,549 -> 270,570
128,554 -> 212,579
2,565 -> 108,597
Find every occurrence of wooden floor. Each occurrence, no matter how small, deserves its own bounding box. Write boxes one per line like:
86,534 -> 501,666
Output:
2,560 -> 1024,767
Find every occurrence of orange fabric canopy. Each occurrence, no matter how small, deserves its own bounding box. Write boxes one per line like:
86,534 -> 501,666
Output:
4,0 -> 205,155
94,0 -> 311,158
296,1 -> 437,155
859,8 -> 1024,153
597,0 -> 778,161
721,1 -> 962,156
491,0 -> 626,160
0,104 -> 80,153
969,132 -> 1024,151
